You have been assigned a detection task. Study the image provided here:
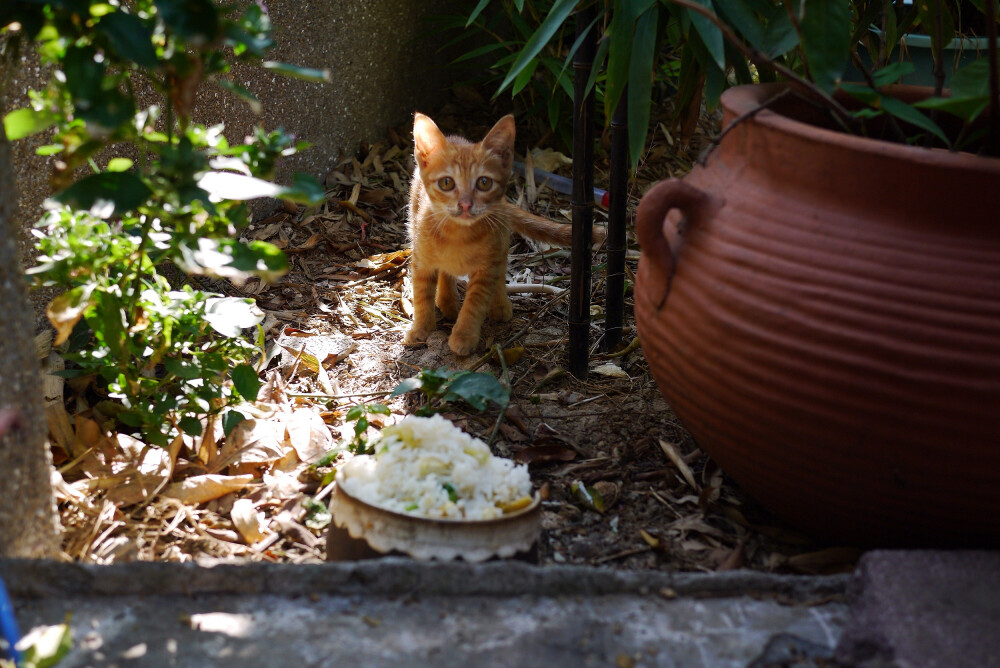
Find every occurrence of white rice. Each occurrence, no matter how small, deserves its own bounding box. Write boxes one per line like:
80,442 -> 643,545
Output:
338,414 -> 532,520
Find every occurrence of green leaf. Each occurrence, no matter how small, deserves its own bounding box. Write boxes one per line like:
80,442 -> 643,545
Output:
879,95 -> 949,146
799,0 -> 850,92
548,91 -> 561,130
445,372 -> 509,411
63,45 -> 104,105
367,403 -> 392,416
451,41 -> 515,65
216,79 -> 263,114
106,158 -> 134,172
180,415 -> 204,436
913,94 -> 990,125
713,0 -> 764,49
98,11 -> 157,67
203,297 -> 264,337
604,0 -> 635,119
948,59 -> 992,99
842,83 -> 950,145
154,0 -> 220,42
176,238 -> 287,283
627,5 -> 658,170
223,410 -> 246,436
281,173 -> 325,205
197,171 -> 285,200
390,376 -> 423,398
511,58 -> 540,96
872,62 -> 916,87
442,482 -> 459,502
165,357 -> 201,379
231,364 -> 261,401
687,0 -> 726,71
262,61 -> 332,83
914,0 -> 955,66
354,415 -> 369,436
345,405 -> 365,421
466,0 -> 492,27
19,620 -> 73,668
3,107 -> 58,141
497,0 -> 577,96
54,172 -> 151,218
559,12 -> 602,82
760,10 -> 798,58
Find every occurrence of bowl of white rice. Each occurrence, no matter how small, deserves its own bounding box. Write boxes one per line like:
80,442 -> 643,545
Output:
329,414 -> 541,562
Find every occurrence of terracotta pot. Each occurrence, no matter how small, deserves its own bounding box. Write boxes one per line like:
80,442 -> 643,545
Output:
635,82 -> 1000,546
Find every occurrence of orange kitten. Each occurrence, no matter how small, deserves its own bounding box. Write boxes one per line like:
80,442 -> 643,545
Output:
404,113 -> 590,356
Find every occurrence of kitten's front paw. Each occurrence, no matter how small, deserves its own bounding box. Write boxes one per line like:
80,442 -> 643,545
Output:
403,324 -> 434,346
448,330 -> 480,356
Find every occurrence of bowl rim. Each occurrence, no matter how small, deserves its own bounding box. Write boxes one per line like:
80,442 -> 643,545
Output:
333,469 -> 542,526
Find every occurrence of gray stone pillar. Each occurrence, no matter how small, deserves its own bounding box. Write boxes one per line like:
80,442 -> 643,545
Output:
0,87 -> 61,559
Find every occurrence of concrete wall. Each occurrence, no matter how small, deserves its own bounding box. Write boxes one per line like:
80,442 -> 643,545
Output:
4,0 -> 456,316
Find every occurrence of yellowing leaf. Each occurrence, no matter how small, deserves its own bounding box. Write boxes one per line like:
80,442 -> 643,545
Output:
659,438 -> 698,491
163,474 -> 255,505
231,498 -> 268,543
46,287 -> 95,345
640,529 -> 660,548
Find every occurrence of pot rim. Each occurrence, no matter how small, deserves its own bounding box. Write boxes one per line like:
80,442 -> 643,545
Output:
719,82 -> 1000,175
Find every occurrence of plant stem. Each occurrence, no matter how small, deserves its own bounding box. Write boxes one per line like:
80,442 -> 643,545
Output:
286,390 -> 393,400
931,0 -> 945,98
987,0 -> 1000,156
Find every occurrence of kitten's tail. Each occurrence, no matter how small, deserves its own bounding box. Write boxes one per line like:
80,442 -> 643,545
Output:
504,202 -> 605,247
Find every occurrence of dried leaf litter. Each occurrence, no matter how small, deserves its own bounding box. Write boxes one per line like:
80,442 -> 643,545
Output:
45,97 -> 859,574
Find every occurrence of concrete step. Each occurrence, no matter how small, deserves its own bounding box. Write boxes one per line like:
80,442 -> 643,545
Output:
1,560 -> 847,667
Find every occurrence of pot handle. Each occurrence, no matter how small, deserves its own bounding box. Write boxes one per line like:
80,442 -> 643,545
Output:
636,178 -> 720,308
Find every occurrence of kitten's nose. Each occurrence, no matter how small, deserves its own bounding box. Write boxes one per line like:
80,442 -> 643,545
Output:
458,199 -> 473,214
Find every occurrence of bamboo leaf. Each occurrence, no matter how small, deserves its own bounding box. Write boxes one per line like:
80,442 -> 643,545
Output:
262,61 -> 331,83
604,0 -> 635,120
497,0 -> 577,96
687,0 -> 726,71
627,5 -> 658,169
466,0 -> 492,27
799,0 -> 850,92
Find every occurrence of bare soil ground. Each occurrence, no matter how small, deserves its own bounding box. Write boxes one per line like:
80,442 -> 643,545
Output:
50,97 -> 860,574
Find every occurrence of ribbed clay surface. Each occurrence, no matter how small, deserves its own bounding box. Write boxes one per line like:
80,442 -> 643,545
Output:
635,83 -> 1000,546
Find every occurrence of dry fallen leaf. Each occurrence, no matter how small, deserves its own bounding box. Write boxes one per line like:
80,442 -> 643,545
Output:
231,498 -> 268,544
591,362 -> 629,378
163,474 -> 256,505
659,439 -> 699,491
217,418 -> 288,474
513,444 -> 577,466
285,409 -> 333,464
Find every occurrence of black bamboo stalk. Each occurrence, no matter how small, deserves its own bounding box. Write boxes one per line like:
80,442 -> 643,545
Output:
569,2 -> 596,379
603,90 -> 628,352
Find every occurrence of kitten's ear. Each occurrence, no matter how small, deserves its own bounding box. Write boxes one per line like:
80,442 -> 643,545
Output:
482,115 -> 515,169
413,113 -> 447,169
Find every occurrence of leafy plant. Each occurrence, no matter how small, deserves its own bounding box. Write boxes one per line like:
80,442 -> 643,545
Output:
2,1 -> 328,445
447,0 -> 685,161
450,0 -> 999,165
664,0 -> 999,152
343,402 -> 392,455
391,367 -> 510,416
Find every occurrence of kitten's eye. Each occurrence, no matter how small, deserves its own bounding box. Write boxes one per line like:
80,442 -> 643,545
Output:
438,176 -> 455,191
476,176 -> 493,191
